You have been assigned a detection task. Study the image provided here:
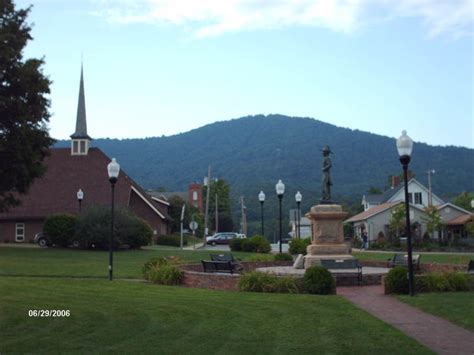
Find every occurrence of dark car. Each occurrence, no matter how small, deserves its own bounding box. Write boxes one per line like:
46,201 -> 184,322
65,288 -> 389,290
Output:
206,232 -> 243,246
34,232 -> 80,248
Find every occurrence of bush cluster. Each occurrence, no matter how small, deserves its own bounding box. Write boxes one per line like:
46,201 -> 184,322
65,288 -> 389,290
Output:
384,266 -> 409,294
74,206 -> 152,249
142,257 -> 184,285
43,214 -> 77,247
238,272 -> 299,293
416,272 -> 472,293
240,235 -> 271,253
288,238 -> 311,255
229,238 -> 244,251
303,266 -> 336,295
156,234 -> 188,247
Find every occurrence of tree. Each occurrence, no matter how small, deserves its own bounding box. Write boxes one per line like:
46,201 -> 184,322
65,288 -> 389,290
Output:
422,205 -> 442,240
0,1 -> 53,212
167,194 -> 203,235
203,178 -> 234,233
389,204 -> 405,245
367,187 -> 382,194
452,192 -> 474,211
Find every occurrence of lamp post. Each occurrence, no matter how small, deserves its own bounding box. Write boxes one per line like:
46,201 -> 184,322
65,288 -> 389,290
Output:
275,179 -> 285,253
77,189 -> 84,213
397,130 -> 415,296
258,191 -> 265,236
107,158 -> 120,281
295,191 -> 302,239
471,199 -> 474,211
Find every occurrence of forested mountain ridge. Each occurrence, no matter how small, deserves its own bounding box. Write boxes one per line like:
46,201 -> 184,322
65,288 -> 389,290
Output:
55,114 -> 473,226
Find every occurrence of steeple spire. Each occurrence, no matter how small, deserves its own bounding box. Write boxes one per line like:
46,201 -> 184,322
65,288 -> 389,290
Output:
70,63 -> 92,155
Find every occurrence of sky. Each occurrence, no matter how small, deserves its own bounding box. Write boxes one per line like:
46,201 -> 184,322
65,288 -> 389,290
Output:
17,0 -> 474,148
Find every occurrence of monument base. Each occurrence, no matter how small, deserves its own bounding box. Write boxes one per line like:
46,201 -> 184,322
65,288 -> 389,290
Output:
304,254 -> 354,269
304,203 -> 352,270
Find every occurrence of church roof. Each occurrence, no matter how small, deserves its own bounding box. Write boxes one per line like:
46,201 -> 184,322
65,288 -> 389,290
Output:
70,65 -> 91,140
0,148 -> 170,221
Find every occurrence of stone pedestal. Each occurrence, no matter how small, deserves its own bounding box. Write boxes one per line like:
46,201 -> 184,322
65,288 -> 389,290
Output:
304,204 -> 352,269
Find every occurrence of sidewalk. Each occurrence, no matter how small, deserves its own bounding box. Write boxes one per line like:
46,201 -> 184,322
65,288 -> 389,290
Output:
338,285 -> 474,355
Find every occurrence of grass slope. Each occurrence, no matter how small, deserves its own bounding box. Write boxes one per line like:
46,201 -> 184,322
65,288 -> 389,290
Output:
0,247 -> 258,278
398,292 -> 474,332
0,277 -> 432,354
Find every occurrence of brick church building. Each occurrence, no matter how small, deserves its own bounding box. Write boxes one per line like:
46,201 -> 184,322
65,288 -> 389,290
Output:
0,66 -> 170,243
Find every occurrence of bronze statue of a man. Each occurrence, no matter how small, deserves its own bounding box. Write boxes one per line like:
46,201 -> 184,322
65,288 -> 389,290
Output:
321,145 -> 333,202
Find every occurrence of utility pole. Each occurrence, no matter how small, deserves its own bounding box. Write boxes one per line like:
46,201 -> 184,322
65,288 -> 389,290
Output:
240,196 -> 247,236
203,166 -> 211,242
427,169 -> 435,206
180,204 -> 185,250
215,193 -> 219,233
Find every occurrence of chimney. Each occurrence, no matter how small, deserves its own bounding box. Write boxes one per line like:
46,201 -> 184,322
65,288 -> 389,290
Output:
391,176 -> 400,189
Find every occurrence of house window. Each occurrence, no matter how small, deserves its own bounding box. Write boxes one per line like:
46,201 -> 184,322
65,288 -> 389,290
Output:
80,140 -> 86,154
408,193 -> 413,204
192,191 -> 198,201
414,192 -> 422,204
72,140 -> 79,154
15,223 -> 25,242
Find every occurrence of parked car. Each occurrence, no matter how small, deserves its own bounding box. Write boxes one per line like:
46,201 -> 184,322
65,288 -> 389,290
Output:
206,232 -> 242,246
34,232 -> 51,248
34,232 -> 80,248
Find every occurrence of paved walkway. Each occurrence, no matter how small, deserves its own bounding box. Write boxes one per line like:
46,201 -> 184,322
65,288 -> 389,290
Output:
338,285 -> 474,355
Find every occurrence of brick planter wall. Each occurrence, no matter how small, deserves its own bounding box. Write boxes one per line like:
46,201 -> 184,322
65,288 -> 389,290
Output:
360,260 -> 466,273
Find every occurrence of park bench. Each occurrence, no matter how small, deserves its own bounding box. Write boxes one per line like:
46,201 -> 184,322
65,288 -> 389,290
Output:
201,260 -> 234,274
320,259 -> 363,285
210,253 -> 243,272
387,254 -> 421,271
468,260 -> 474,274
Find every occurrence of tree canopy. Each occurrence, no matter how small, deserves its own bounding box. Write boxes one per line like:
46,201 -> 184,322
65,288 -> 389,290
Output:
0,1 -> 53,211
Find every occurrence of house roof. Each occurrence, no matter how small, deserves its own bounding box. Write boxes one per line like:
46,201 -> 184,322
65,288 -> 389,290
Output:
446,214 -> 473,226
0,148 -> 169,221
363,193 -> 386,204
436,202 -> 472,215
346,201 -> 402,223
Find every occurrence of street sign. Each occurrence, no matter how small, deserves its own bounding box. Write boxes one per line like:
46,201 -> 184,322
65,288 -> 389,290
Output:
189,221 -> 198,231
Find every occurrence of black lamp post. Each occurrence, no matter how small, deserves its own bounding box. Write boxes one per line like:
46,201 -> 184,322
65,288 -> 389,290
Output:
77,189 -> 84,213
295,191 -> 302,239
397,130 -> 415,296
107,158 -> 120,281
258,190 -> 265,236
275,179 -> 285,253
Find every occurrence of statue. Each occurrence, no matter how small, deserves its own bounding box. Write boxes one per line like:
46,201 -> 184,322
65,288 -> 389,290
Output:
321,145 -> 333,203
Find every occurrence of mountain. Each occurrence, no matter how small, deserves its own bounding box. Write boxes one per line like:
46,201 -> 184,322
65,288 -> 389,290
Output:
55,114 -> 474,233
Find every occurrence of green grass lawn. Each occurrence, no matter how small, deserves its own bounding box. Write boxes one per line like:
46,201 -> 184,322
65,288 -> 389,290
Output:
353,251 -> 474,266
398,292 -> 474,332
0,247 -> 259,279
0,277 -> 432,354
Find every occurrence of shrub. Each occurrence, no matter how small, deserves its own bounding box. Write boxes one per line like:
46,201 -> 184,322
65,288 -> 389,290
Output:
241,235 -> 271,253
274,253 -> 293,261
148,264 -> 184,285
303,266 -> 336,295
75,206 -> 152,249
43,214 -> 77,247
417,272 -> 471,293
289,238 -> 311,255
229,238 -> 244,251
238,271 -> 298,293
156,234 -> 188,247
142,257 -> 169,279
385,266 -> 408,294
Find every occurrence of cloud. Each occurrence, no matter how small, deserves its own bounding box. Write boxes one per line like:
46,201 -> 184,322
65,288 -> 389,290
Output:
94,0 -> 474,38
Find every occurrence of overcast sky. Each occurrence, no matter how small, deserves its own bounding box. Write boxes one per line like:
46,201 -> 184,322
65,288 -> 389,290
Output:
18,0 -> 473,148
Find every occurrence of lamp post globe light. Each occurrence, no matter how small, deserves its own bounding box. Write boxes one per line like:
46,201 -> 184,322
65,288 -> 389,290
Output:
275,179 -> 285,253
471,199 -> 474,210
77,189 -> 84,213
107,158 -> 120,281
396,130 -> 415,296
258,191 -> 265,236
295,191 -> 302,239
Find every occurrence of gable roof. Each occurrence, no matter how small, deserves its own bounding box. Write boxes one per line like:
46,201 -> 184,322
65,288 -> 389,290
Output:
386,178 -> 444,204
446,214 -> 473,226
0,148 -> 169,221
436,202 -> 472,215
346,202 -> 402,223
362,193 -> 386,205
